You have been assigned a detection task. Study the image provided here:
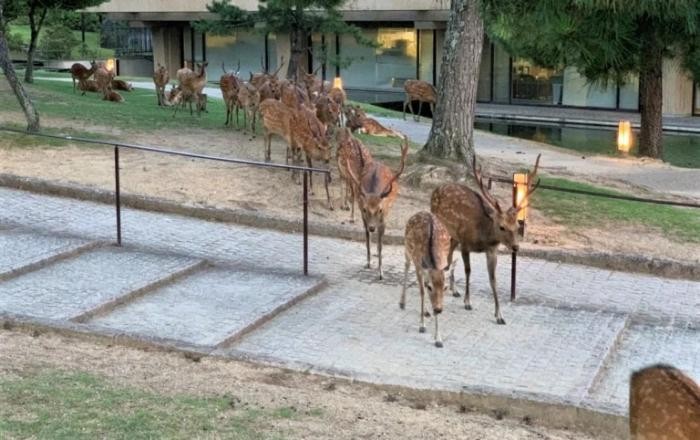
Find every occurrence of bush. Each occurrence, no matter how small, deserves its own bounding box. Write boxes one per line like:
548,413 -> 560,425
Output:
39,25 -> 79,60
6,32 -> 25,53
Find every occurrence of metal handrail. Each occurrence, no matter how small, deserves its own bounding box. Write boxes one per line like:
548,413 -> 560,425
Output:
1,126 -> 331,275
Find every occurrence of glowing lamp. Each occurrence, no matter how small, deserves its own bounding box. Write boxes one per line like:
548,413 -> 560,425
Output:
333,76 -> 343,90
513,172 -> 529,222
105,58 -> 116,73
617,120 -> 632,153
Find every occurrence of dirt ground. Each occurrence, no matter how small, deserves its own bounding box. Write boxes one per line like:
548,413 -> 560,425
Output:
0,111 -> 697,263
0,328 -> 604,440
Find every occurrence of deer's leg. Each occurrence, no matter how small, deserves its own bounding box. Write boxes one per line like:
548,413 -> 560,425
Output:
349,184 -> 356,223
486,249 -> 505,325
306,155 -> 315,195
402,97 -> 408,120
462,249 -> 472,309
400,256 -> 410,310
417,269 -> 427,333
377,224 -> 385,280
264,133 -> 271,162
416,101 -> 423,122
408,100 -> 416,121
250,111 -> 257,138
362,217 -> 371,269
324,172 -> 333,211
434,305 -> 443,348
448,239 -> 459,297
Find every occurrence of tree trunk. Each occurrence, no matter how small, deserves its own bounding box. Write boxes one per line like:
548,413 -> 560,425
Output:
0,10 -> 40,131
24,5 -> 47,84
287,26 -> 308,80
422,0 -> 484,164
637,30 -> 664,159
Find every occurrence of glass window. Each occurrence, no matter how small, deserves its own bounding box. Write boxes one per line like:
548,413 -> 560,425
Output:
562,67 -> 616,108
418,30 -> 434,83
341,27 -> 417,90
619,75 -> 639,110
511,58 -> 562,105
193,29 -> 204,64
492,43 -> 510,103
477,39 -> 492,102
205,30 -> 267,80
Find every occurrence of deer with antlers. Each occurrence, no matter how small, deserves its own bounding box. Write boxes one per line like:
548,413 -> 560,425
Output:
346,138 -> 409,280
629,364 -> 700,439
430,154 -> 541,325
403,79 -> 436,122
336,128 -> 373,223
250,56 -> 286,89
70,61 -> 97,94
400,212 -> 452,347
220,62 -> 242,126
153,63 -> 170,106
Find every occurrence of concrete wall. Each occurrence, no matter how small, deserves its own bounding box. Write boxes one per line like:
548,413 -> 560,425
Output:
117,57 -> 154,77
662,57 -> 694,116
152,26 -> 182,78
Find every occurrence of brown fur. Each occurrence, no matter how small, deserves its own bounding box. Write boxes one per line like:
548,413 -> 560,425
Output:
315,94 -> 341,128
220,73 -> 241,126
280,80 -> 311,109
346,138 -> 409,280
400,212 -> 452,347
335,128 -> 373,222
630,364 -> 700,439
153,64 -> 170,106
259,98 -> 293,162
403,79 -> 437,122
70,61 -> 97,94
93,65 -> 115,96
175,62 -> 209,117
111,79 -> 133,91
237,81 -> 261,135
329,87 -> 346,108
344,105 -> 367,132
290,105 -> 333,209
103,90 -> 124,103
78,79 -> 100,93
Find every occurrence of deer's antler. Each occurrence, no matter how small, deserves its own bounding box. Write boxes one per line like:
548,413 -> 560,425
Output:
272,55 -> 286,77
472,155 -> 502,213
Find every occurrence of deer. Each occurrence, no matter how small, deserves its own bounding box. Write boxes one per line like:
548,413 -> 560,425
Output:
430,154 -> 541,325
237,81 -> 261,136
344,105 -> 402,138
78,79 -> 100,93
346,137 -> 409,280
220,63 -> 242,126
335,128 -> 373,223
630,364 -> 700,439
176,61 -> 194,85
175,62 -> 209,117
250,55 -> 286,89
260,98 -> 293,162
111,79 -> 133,91
153,63 -> 170,106
70,61 -> 97,94
291,105 -> 334,209
400,212 -> 452,347
103,90 -> 124,103
316,93 -> 341,129
403,79 -> 436,122
94,64 -> 115,96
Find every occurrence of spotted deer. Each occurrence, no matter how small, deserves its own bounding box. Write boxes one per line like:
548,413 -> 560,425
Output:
335,128 -> 373,223
315,93 -> 341,129
153,63 -> 170,106
259,98 -> 293,162
250,55 -> 286,89
220,62 -> 242,126
346,138 -> 409,280
630,364 -> 700,440
70,61 -> 97,94
237,81 -> 261,136
430,154 -> 540,325
403,79 -> 436,122
400,212 -> 452,347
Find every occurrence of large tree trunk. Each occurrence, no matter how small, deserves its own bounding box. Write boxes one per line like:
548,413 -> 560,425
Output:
24,5 -> 47,84
637,30 -> 664,159
0,5 -> 40,132
287,26 -> 308,80
422,0 -> 483,164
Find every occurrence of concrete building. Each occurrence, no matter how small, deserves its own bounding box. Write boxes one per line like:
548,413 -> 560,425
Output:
92,0 -> 699,116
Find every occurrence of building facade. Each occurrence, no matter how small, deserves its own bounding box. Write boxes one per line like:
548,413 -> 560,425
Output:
92,0 -> 699,116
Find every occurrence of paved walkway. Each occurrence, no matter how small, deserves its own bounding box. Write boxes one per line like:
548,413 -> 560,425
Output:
0,186 -> 698,419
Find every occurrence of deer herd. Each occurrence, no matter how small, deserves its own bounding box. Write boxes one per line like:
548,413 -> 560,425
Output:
69,58 -> 543,349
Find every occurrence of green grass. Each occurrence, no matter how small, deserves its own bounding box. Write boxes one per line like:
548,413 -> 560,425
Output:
8,24 -> 114,59
0,369 -> 321,439
534,177 -> 700,243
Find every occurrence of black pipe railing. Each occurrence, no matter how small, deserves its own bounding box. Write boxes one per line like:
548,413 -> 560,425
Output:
0,126 -> 331,276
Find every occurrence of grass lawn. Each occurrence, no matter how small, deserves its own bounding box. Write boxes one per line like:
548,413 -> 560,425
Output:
0,369 -> 317,439
534,177 -> 700,243
7,24 -> 114,59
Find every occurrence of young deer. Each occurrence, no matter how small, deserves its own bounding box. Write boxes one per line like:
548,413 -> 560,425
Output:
259,98 -> 293,162
430,154 -> 540,325
237,81 -> 261,136
630,364 -> 700,439
178,62 -> 209,116
315,94 -> 341,129
403,79 -> 436,122
346,138 -> 409,280
70,61 -> 97,94
335,128 -> 373,223
111,79 -> 133,91
153,63 -> 170,106
220,62 -> 242,126
400,212 -> 452,347
103,90 -> 124,103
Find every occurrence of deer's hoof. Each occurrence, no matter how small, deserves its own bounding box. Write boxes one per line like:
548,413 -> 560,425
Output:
435,341 -> 443,348
464,305 -> 473,311
496,318 -> 506,325
452,291 -> 461,298
419,326 -> 426,334
424,311 -> 431,318
399,302 -> 405,310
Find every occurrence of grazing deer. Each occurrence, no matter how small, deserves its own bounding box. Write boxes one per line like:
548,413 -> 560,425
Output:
346,138 -> 409,280
403,79 -> 436,122
220,63 -> 242,126
103,90 -> 124,103
400,212 -> 452,347
237,81 -> 261,136
335,128 -> 373,223
430,154 -> 540,325
111,79 -> 133,91
78,79 -> 100,93
153,63 -> 170,106
70,61 -> 97,94
630,364 -> 700,439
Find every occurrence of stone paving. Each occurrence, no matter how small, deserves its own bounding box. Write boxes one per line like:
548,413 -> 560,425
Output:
0,186 -> 698,419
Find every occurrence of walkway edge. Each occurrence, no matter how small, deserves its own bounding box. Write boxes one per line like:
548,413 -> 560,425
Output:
1,173 -> 697,281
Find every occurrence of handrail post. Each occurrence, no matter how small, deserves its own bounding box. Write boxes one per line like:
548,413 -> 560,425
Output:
511,177 -> 517,301
303,171 -> 309,275
114,146 -> 122,246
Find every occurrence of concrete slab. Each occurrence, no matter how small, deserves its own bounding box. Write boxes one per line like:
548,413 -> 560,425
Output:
585,324 -> 700,414
0,247 -> 200,320
89,268 -> 322,347
224,280 -> 628,406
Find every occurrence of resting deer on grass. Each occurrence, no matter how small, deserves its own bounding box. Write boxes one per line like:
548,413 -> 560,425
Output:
111,79 -> 133,91
629,364 -> 700,440
153,63 -> 170,106
78,79 -> 100,93
403,79 -> 436,122
336,128 -> 373,223
346,138 -> 409,280
344,105 -> 402,138
400,212 -> 452,347
430,154 -> 540,325
103,90 -> 124,103
70,61 -> 97,94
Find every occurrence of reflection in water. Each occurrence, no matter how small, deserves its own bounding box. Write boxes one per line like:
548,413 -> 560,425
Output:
474,118 -> 700,169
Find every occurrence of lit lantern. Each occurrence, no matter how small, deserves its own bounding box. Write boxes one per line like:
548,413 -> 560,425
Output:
617,120 -> 632,153
513,172 -> 529,222
105,58 -> 116,73
333,76 -> 343,90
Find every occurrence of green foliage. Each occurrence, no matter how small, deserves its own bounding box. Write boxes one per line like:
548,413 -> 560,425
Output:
6,31 -> 25,52
39,24 -> 79,59
46,10 -> 102,32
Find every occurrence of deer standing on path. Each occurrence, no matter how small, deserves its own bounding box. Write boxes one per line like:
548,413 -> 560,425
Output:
237,81 -> 261,137
153,64 -> 170,106
400,212 -> 452,347
347,138 -> 409,280
403,79 -> 436,122
220,62 -> 242,126
335,128 -> 373,223
630,364 -> 700,439
70,61 -> 97,94
430,154 -> 540,325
